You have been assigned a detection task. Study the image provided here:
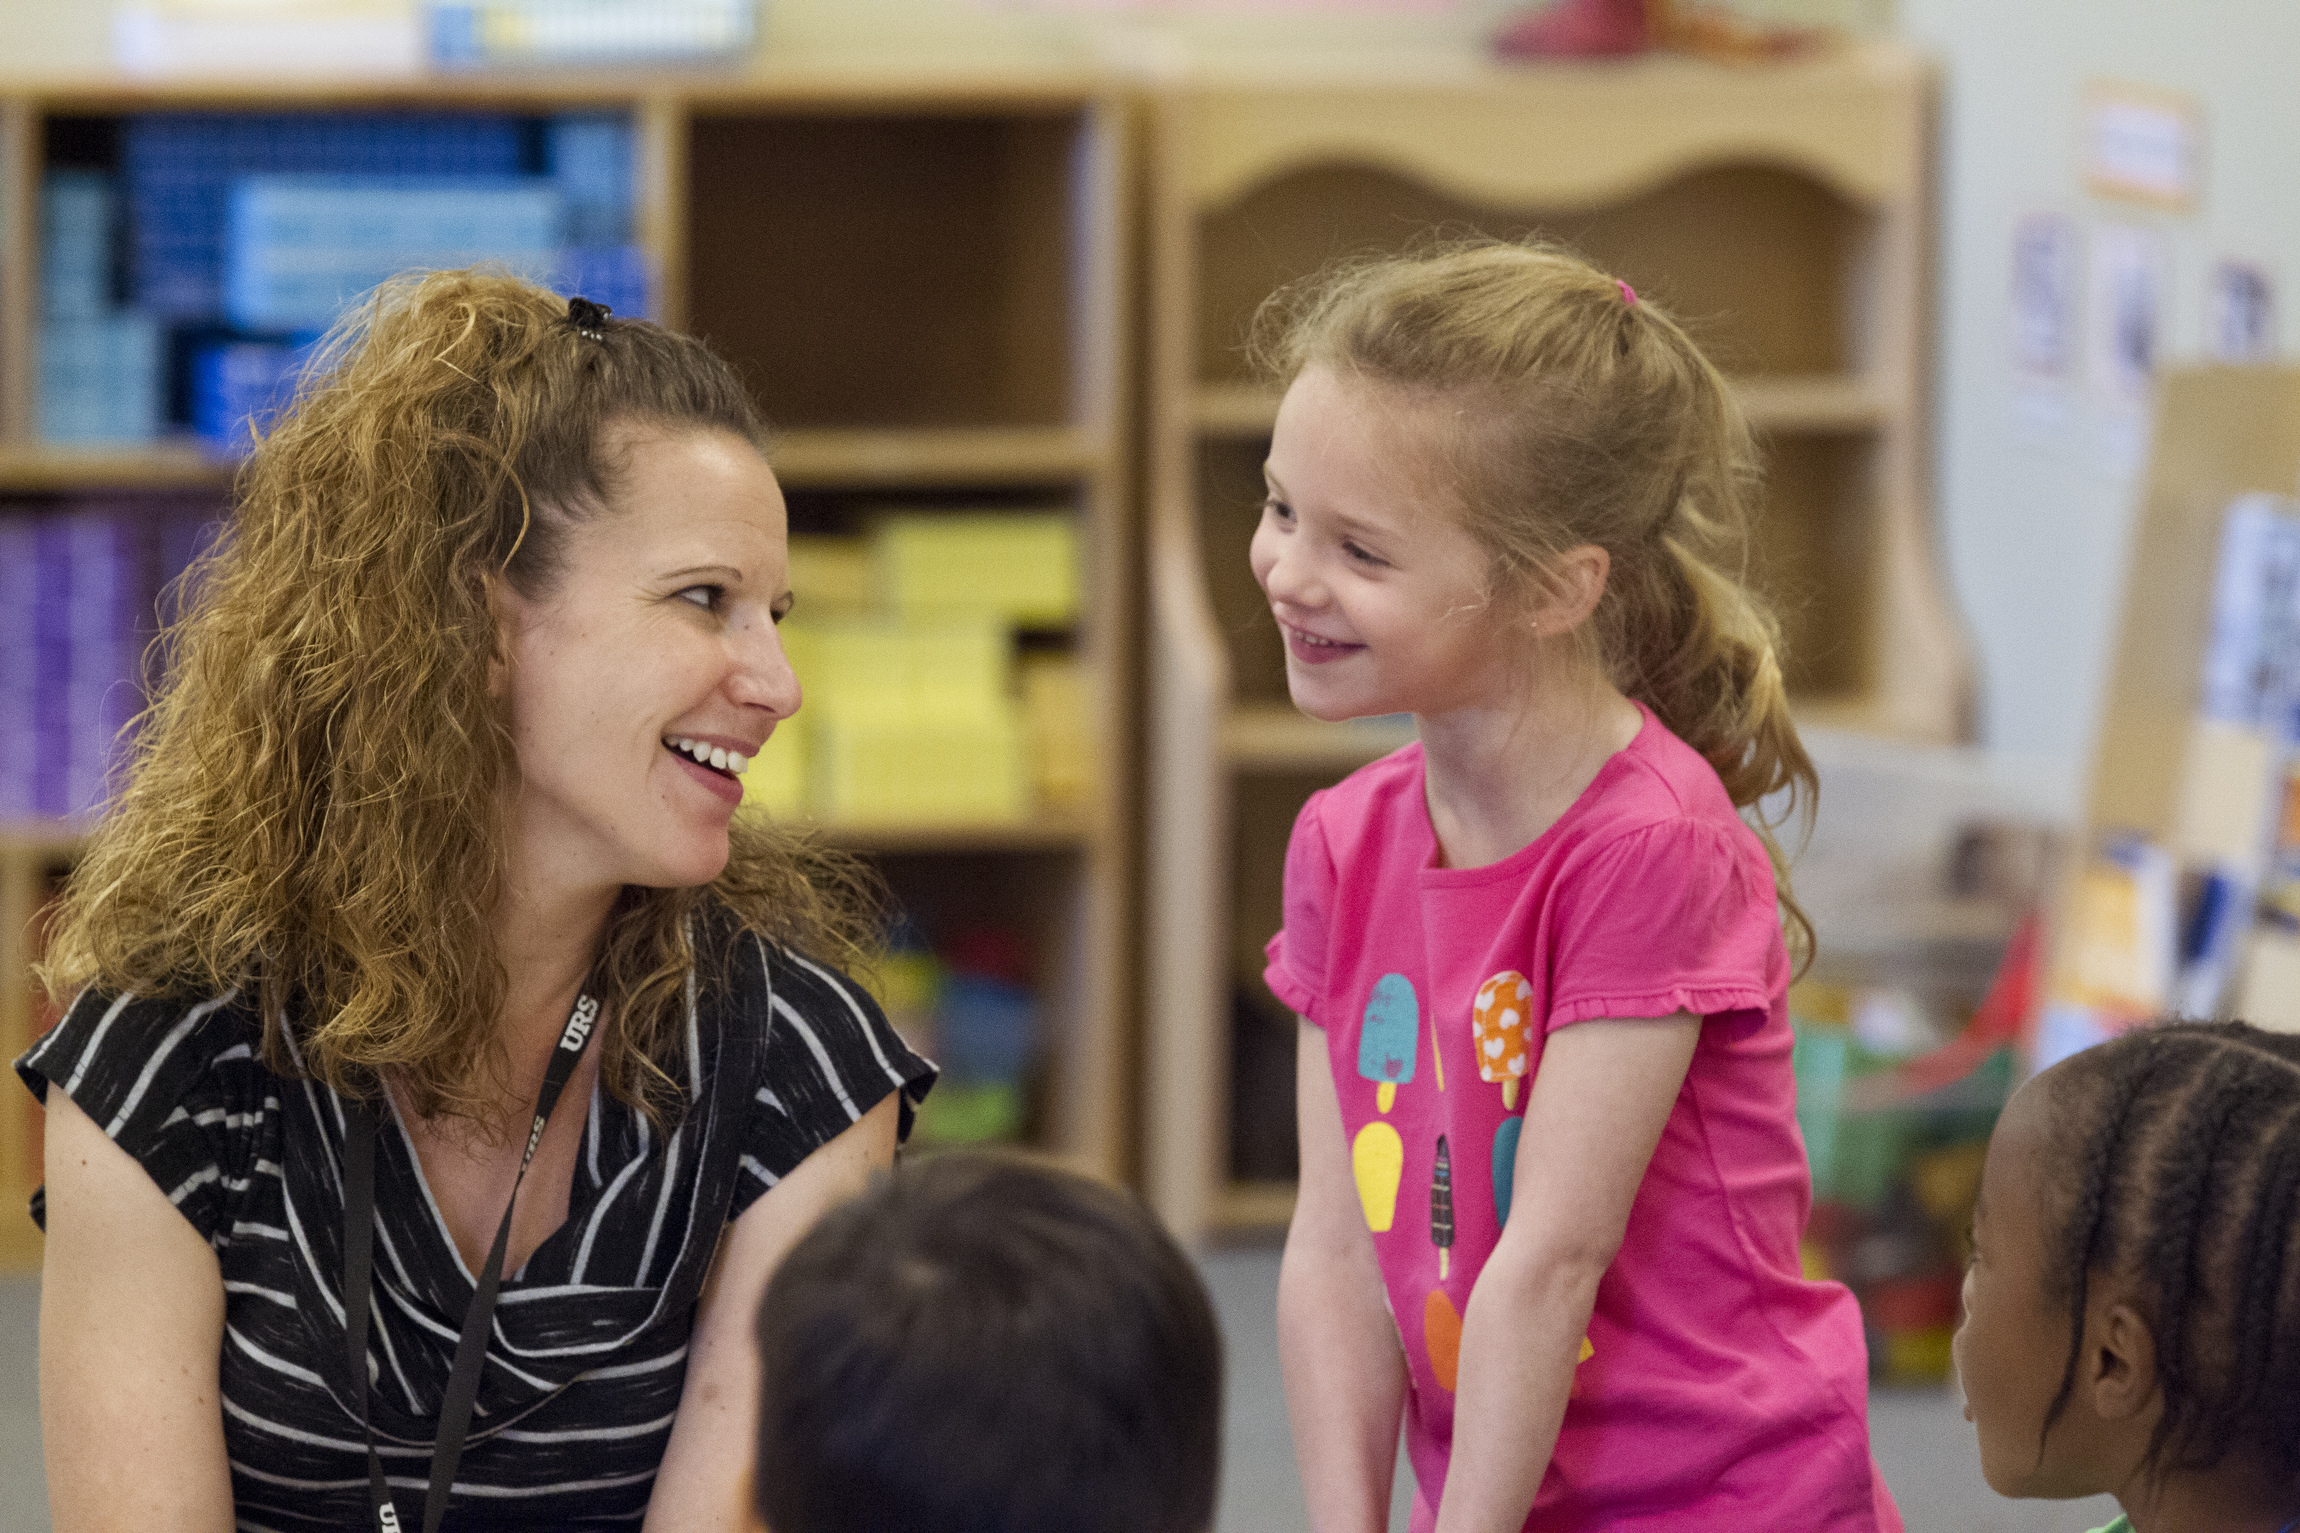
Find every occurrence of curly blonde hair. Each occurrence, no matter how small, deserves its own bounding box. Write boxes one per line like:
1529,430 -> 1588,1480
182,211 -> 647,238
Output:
1253,239 -> 1817,966
39,269 -> 872,1131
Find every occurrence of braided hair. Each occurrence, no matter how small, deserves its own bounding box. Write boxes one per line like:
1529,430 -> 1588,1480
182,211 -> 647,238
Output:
2033,1021 -> 2300,1495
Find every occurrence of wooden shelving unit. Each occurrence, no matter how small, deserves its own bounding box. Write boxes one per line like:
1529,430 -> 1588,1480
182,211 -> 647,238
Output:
1141,45 -> 1976,1246
0,66 -> 1136,1267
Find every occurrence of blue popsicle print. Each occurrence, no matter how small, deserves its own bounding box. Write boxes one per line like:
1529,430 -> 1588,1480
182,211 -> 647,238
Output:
1357,973 -> 1418,1113
1493,1115 -> 1524,1228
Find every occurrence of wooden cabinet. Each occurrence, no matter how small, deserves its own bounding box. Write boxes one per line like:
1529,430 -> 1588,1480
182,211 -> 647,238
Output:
0,67 -> 1135,1266
1140,46 -> 1974,1245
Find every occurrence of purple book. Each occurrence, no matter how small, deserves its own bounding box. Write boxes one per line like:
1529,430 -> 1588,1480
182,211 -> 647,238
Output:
0,517 -> 36,822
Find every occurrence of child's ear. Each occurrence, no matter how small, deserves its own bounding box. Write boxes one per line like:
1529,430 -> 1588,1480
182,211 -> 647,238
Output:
1529,543 -> 1611,638
2084,1298 -> 2159,1422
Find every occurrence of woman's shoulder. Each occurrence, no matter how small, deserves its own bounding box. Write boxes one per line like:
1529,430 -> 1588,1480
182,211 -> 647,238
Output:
17,985 -> 270,1112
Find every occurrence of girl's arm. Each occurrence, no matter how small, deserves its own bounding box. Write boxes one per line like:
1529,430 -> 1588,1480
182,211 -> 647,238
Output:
40,1089 -> 235,1532
645,1093 -> 898,1532
1433,1013 -> 1700,1533
1280,1016 -> 1410,1533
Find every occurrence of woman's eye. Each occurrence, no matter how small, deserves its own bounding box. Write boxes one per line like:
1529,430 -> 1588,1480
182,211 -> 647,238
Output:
676,585 -> 722,611
1261,496 -> 1293,523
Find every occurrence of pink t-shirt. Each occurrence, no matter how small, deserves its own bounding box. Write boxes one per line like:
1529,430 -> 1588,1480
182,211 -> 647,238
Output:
1265,706 -> 1900,1532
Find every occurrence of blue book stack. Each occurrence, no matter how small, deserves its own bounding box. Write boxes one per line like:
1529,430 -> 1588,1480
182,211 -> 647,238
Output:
40,315 -> 163,446
42,172 -> 114,319
549,114 -> 633,246
225,175 -> 563,330
190,339 -> 316,457
126,113 -> 527,322
40,171 -> 164,445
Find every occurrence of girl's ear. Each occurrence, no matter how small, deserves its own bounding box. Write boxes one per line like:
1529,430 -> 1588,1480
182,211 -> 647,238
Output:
2084,1298 -> 2159,1423
1530,543 -> 1611,637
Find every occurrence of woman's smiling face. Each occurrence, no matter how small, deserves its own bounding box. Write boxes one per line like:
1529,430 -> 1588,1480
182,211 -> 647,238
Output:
498,422 -> 798,894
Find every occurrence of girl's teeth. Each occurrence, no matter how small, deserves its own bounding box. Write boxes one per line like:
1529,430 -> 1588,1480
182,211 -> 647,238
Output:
708,746 -> 729,770
728,751 -> 748,775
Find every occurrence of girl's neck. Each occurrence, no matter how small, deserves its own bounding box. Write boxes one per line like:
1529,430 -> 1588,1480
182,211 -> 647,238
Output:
2121,1459 -> 2297,1533
1416,652 -> 1642,870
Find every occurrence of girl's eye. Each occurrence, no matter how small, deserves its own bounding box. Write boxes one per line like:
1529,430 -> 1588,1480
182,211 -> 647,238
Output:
676,585 -> 723,611
1261,496 -> 1293,524
771,596 -> 795,626
1344,542 -> 1387,568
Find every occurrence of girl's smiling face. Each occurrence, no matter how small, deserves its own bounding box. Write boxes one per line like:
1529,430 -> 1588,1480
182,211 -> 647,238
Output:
1248,365 -> 1523,724
498,423 -> 799,894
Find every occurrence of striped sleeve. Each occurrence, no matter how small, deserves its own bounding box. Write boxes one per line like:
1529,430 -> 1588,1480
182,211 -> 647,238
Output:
734,941 -> 935,1218
15,988 -> 267,1246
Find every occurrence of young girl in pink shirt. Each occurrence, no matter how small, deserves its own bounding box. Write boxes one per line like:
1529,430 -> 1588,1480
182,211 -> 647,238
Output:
1261,242 -> 1901,1532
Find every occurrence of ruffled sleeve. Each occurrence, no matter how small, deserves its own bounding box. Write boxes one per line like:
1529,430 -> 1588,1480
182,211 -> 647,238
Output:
1263,788 -> 1338,1028
1544,818 -> 1785,1033
730,940 -> 936,1220
14,988 -> 274,1246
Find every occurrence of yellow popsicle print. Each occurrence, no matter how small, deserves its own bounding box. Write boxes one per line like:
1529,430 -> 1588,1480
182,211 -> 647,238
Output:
1352,1120 -> 1404,1232
1472,971 -> 1534,1110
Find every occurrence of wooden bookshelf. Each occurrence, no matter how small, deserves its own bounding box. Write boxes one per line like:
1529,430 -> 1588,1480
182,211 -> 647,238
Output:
0,71 -> 1137,1269
1141,44 -> 1977,1246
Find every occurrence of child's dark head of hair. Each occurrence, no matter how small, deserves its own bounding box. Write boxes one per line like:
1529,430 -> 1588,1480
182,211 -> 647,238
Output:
1953,1020 -> 2300,1526
750,1153 -> 1223,1533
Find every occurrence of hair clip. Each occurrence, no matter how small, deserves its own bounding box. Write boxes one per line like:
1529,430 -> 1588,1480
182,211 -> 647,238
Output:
566,296 -> 612,340
1615,279 -> 1639,308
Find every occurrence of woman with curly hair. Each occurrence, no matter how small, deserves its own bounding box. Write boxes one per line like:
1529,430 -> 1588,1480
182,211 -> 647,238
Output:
18,272 -> 934,1532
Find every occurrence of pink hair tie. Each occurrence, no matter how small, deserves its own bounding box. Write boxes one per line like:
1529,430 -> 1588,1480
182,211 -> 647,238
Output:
1616,278 -> 1638,307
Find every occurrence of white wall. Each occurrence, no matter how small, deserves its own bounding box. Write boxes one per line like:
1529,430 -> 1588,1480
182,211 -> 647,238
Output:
1896,0 -> 2300,788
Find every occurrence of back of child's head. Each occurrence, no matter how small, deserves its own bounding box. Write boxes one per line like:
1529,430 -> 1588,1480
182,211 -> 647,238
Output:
2030,1020 -> 2300,1496
750,1153 -> 1223,1533
1251,239 -> 1815,952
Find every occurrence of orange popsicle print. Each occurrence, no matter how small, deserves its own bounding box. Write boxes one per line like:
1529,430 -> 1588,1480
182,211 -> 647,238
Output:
1472,970 -> 1533,1109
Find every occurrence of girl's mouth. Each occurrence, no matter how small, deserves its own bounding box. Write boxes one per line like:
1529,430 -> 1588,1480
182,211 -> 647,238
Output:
1282,624 -> 1362,665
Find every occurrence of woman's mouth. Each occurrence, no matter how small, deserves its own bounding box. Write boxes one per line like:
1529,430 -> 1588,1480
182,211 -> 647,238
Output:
663,735 -> 748,806
1282,624 -> 1363,666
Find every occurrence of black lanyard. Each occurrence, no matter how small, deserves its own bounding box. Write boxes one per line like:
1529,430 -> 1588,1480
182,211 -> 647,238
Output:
342,985 -> 602,1533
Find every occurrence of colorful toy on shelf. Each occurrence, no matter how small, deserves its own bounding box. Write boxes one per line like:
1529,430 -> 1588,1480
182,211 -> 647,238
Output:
1431,1134 -> 1454,1280
1492,0 -> 1826,62
1472,970 -> 1533,1109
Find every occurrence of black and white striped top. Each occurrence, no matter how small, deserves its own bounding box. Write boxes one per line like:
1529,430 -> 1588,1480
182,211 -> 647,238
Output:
16,927 -> 934,1531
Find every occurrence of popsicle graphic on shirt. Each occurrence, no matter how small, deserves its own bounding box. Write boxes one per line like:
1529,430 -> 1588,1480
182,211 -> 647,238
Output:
1431,1134 -> 1455,1280
1357,973 -> 1418,1113
1492,1115 -> 1523,1228
1424,1289 -> 1462,1392
1352,1121 -> 1404,1232
1350,975 -> 1418,1234
1472,970 -> 1533,1109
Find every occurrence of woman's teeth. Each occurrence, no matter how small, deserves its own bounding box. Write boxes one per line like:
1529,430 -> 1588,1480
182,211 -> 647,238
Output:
665,735 -> 748,776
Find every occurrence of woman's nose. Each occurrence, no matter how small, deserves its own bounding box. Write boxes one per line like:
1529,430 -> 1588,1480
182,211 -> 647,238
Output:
733,618 -> 803,721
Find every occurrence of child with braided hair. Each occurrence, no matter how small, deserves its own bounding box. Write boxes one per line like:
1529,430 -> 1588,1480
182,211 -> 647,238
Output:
1954,1020 -> 2300,1533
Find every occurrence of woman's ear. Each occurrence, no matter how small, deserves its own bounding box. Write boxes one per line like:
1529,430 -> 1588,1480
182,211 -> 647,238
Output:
2084,1297 -> 2159,1423
1530,544 -> 1611,638
485,572 -> 517,700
